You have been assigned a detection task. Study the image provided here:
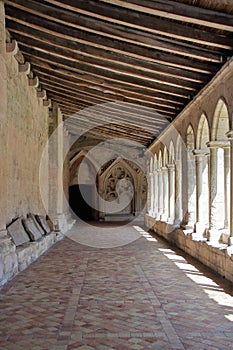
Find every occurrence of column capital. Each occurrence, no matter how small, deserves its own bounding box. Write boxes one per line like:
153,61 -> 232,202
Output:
206,140 -> 230,149
226,130 -> 233,140
167,163 -> 175,170
193,148 -> 210,157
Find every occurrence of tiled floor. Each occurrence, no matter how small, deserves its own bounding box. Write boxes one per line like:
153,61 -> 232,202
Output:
0,222 -> 233,350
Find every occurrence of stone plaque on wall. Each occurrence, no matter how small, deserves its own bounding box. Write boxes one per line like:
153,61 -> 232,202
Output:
28,213 -> 45,236
7,217 -> 30,246
22,217 -> 43,241
35,215 -> 51,235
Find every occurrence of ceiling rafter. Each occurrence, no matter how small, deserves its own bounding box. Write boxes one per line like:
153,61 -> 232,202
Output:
4,0 -> 233,147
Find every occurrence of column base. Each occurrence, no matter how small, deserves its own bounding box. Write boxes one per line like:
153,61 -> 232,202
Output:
228,236 -> 233,246
193,222 -> 207,241
160,214 -> 168,222
52,213 -> 68,233
207,228 -> 222,245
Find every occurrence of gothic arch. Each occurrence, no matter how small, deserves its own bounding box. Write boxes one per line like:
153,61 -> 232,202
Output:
163,146 -> 168,167
169,141 -> 175,164
211,98 -> 229,141
98,157 -> 147,221
196,113 -> 210,149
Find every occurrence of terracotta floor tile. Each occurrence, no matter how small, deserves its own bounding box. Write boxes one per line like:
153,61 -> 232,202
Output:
0,222 -> 233,350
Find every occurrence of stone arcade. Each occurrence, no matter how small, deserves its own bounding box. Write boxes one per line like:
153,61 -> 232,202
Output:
1,0 -> 233,289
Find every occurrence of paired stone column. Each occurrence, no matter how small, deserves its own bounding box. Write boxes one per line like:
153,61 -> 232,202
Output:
147,172 -> 153,216
223,145 -> 230,230
207,141 -> 229,243
153,169 -> 158,218
174,159 -> 182,225
193,149 -> 209,239
167,164 -> 175,223
226,131 -> 233,245
185,151 -> 196,229
161,166 -> 169,221
157,168 -> 163,220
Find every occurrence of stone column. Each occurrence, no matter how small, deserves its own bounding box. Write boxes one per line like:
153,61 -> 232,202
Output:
161,167 -> 168,221
153,169 -> 158,217
48,103 -> 67,232
193,149 -> 209,239
147,170 -> 151,214
147,172 -> 153,216
167,164 -> 175,224
157,168 -> 163,220
207,141 -> 228,243
174,159 -> 182,225
226,131 -> 233,245
207,142 -> 218,243
185,152 -> 196,229
150,171 -> 154,216
223,145 -> 230,230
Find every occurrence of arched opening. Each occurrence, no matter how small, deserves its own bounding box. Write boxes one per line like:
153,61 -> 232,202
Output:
98,157 -> 147,222
194,113 -> 210,238
208,98 -> 230,243
69,154 -> 98,221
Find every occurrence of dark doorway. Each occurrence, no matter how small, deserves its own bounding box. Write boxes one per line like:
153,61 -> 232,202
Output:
69,184 -> 94,221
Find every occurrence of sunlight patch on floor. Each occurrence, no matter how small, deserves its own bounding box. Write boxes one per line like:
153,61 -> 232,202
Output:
158,247 -> 233,321
133,226 -> 157,242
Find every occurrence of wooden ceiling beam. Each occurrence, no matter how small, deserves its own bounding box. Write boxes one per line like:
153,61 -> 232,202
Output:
18,45 -> 196,98
100,0 -> 233,31
67,108 -> 167,132
66,101 -> 170,127
41,78 -> 178,112
5,0 -> 229,59
30,64 -> 186,105
41,0 -> 233,47
10,23 -> 211,83
5,11 -> 222,72
11,31 -> 205,91
9,25 -> 212,84
65,121 -> 153,144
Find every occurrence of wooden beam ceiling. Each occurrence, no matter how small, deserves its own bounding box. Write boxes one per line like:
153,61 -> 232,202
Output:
4,0 -> 233,147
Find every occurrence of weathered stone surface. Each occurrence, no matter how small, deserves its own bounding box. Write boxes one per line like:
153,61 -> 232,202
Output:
28,213 -> 45,236
35,215 -> 51,235
22,217 -> 42,241
7,217 -> 30,247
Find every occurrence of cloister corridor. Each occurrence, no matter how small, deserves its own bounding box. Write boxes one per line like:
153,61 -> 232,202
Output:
0,222 -> 232,350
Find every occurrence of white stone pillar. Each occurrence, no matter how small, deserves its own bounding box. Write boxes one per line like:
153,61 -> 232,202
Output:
157,168 -> 163,220
151,171 -> 154,216
226,131 -> 233,245
223,145 -> 230,230
48,103 -> 68,232
193,149 -> 209,239
153,169 -> 158,217
161,167 -> 169,221
174,159 -> 182,225
207,141 -> 228,243
207,142 -> 219,243
167,164 -> 175,223
186,152 -> 196,229
147,172 -> 153,216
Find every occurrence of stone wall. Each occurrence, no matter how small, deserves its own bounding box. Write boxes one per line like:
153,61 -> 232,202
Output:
0,2 -> 69,288
145,57 -> 233,284
4,53 -> 49,224
145,214 -> 233,283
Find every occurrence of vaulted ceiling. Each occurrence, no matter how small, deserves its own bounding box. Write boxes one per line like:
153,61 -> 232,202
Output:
4,0 -> 233,147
